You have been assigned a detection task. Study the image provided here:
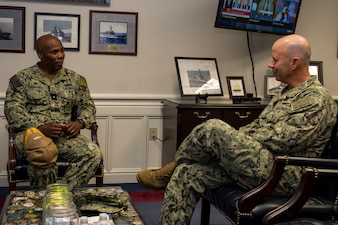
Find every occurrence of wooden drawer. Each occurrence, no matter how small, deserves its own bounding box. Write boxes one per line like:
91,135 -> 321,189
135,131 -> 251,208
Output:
223,107 -> 263,129
178,108 -> 223,144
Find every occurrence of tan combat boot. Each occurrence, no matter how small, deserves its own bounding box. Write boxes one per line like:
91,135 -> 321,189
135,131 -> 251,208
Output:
136,161 -> 176,190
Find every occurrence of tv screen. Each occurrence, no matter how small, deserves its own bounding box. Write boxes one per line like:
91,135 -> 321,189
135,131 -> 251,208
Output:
215,0 -> 302,35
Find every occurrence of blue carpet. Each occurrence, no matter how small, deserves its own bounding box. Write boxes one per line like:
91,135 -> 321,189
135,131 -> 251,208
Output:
134,200 -> 230,225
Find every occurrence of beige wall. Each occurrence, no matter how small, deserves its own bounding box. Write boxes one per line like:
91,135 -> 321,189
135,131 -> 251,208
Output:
0,0 -> 337,99
0,0 -> 337,186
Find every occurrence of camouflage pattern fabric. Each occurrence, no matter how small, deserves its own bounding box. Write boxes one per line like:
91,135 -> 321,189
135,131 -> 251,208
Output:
160,77 -> 337,224
73,188 -> 130,216
4,64 -> 103,190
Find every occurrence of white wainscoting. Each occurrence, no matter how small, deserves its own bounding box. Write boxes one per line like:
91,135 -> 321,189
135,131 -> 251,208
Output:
0,96 -> 171,187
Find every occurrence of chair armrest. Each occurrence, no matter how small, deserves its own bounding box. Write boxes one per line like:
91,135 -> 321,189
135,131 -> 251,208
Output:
7,126 -> 17,169
284,156 -> 338,168
238,155 -> 338,213
262,167 -> 338,225
238,155 -> 289,212
90,123 -> 99,147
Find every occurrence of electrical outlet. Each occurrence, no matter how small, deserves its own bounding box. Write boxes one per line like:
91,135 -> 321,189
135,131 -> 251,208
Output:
149,128 -> 157,140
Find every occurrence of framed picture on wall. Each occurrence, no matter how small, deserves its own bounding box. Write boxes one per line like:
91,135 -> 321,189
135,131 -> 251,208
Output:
89,10 -> 138,55
34,12 -> 80,51
226,76 -> 246,99
175,57 -> 223,97
0,6 -> 25,53
309,61 -> 323,84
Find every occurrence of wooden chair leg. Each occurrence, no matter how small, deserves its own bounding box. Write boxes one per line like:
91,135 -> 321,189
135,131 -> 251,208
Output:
8,183 -> 16,193
96,176 -> 103,187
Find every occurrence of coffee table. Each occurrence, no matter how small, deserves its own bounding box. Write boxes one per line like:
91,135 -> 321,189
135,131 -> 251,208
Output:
0,186 -> 145,225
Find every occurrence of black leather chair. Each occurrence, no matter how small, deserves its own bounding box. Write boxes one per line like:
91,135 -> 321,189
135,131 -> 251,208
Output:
201,113 -> 338,225
7,123 -> 104,192
262,165 -> 338,225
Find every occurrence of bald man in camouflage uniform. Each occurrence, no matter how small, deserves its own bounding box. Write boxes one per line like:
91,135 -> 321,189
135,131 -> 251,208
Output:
4,34 -> 103,190
136,34 -> 337,224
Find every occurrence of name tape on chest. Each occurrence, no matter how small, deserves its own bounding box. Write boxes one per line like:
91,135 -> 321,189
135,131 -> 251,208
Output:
291,97 -> 315,111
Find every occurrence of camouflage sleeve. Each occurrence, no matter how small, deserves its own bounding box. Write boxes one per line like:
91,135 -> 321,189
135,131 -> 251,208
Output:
4,74 -> 45,131
75,75 -> 97,129
241,91 -> 337,155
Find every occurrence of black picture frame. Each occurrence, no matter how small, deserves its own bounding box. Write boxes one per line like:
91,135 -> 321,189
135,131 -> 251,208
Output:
34,12 -> 80,51
89,10 -> 138,55
309,61 -> 323,84
12,0 -> 110,5
175,57 -> 223,97
0,6 -> 25,53
226,76 -> 246,99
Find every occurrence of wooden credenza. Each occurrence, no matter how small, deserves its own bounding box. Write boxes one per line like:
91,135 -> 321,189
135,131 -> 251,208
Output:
161,99 -> 266,165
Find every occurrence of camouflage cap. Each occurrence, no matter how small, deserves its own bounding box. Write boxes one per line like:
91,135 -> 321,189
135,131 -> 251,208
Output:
24,127 -> 58,167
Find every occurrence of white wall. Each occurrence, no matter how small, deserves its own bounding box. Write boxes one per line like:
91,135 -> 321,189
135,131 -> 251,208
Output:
0,0 -> 337,99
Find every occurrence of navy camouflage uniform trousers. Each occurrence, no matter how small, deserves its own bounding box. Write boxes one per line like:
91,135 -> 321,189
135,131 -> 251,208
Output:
4,64 -> 103,190
159,77 -> 337,224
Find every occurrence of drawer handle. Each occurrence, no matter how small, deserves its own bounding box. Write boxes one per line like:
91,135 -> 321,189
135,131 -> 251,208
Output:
235,111 -> 251,119
194,111 -> 210,119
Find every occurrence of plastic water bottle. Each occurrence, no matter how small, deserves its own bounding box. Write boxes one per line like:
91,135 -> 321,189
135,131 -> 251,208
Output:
79,216 -> 89,225
96,213 -> 108,225
43,183 -> 79,225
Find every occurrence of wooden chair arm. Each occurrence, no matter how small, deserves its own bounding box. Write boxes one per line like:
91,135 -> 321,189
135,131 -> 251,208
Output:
261,167 -> 338,225
90,122 -> 99,147
238,155 -> 338,213
285,156 -> 338,168
7,126 -> 17,169
238,155 -> 288,212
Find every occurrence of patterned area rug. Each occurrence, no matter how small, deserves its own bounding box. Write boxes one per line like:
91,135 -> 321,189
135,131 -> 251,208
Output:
128,190 -> 165,202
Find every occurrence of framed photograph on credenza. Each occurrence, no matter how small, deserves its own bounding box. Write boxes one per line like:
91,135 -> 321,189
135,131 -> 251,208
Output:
175,57 -> 223,97
309,61 -> 323,84
226,76 -> 246,99
265,61 -> 323,98
264,75 -> 286,98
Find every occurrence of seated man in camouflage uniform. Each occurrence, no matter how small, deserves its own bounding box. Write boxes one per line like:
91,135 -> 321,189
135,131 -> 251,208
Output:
4,34 -> 103,190
136,34 -> 338,224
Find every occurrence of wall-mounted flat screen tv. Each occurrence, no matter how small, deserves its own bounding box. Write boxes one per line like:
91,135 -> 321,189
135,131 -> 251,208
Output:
215,0 -> 302,35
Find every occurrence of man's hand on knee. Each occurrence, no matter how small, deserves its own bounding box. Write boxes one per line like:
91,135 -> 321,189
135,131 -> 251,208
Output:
61,121 -> 82,138
38,122 -> 63,138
